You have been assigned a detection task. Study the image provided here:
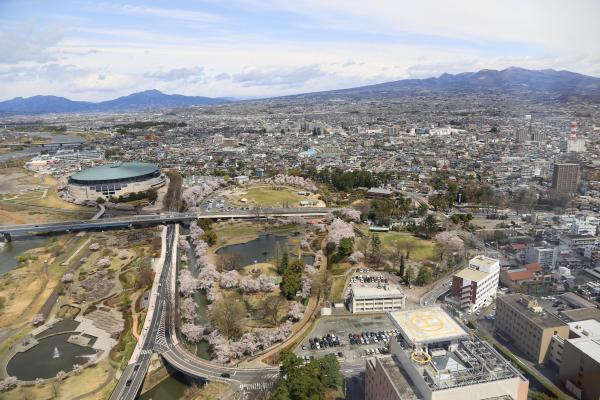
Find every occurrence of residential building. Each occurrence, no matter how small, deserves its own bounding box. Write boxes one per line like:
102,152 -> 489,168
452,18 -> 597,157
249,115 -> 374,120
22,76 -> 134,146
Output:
499,263 -> 543,288
551,163 -> 580,194
349,286 -> 405,313
450,255 -> 500,313
495,294 -> 570,364
525,246 -> 557,268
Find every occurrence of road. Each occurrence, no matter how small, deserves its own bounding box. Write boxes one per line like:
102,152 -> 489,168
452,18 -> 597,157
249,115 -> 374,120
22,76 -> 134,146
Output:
420,277 -> 452,306
109,224 -> 177,400
0,207 -> 336,239
110,224 -> 280,400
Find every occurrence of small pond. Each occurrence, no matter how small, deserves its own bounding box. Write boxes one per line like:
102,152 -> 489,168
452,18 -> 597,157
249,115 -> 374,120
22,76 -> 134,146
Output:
216,233 -> 314,267
6,333 -> 96,380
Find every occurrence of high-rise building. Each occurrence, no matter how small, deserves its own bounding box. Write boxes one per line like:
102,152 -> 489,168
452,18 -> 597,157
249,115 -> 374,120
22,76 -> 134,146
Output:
515,127 -> 529,142
551,163 -> 580,194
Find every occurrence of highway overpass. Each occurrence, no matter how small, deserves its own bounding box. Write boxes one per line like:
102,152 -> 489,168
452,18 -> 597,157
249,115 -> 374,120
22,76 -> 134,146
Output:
0,207 -> 335,241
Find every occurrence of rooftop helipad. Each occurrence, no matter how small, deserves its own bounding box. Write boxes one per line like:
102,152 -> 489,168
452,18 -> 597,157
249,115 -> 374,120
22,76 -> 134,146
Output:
389,306 -> 468,346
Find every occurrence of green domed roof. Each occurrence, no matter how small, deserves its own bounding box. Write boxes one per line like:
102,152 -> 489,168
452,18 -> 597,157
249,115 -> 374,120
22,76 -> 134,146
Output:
70,162 -> 158,183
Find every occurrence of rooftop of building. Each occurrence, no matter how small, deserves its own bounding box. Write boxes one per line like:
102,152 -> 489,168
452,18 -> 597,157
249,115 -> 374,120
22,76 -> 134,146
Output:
561,307 -> 600,323
70,162 -> 159,182
372,356 -> 419,400
560,292 -> 596,309
390,335 -> 526,393
351,285 -> 404,299
568,319 -> 600,338
389,306 -> 468,346
455,267 -> 489,282
469,255 -> 500,270
498,294 -> 568,330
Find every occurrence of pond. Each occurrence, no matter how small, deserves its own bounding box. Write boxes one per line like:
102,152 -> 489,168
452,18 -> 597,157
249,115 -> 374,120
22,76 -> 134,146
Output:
6,333 -> 96,380
215,233 -> 314,268
0,238 -> 47,276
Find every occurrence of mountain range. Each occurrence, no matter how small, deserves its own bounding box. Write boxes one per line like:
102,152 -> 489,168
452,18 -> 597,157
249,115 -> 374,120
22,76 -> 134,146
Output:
0,89 -> 227,115
1,67 -> 600,115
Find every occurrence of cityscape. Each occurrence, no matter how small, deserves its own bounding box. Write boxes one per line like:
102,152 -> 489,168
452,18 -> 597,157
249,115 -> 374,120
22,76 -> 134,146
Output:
1,1 -> 600,400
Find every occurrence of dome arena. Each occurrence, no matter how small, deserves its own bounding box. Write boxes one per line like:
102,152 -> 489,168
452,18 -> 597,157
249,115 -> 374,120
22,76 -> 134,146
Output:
67,162 -> 166,201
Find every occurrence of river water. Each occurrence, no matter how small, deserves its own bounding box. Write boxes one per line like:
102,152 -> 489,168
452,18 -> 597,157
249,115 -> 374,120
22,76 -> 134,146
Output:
0,238 -> 47,275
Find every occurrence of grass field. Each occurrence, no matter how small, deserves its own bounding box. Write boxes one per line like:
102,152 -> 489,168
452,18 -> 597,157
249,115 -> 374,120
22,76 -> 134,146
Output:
359,227 -> 436,261
234,185 -> 306,207
330,275 -> 348,302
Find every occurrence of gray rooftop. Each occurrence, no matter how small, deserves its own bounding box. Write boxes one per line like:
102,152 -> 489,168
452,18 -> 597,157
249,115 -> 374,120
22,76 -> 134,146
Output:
70,162 -> 158,182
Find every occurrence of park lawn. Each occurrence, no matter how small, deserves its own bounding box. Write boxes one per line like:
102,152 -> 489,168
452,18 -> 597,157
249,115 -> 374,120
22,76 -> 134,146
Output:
234,185 -> 305,207
330,275 -> 348,302
359,227 -> 436,261
331,262 -> 352,276
212,221 -> 263,247
239,262 -> 278,277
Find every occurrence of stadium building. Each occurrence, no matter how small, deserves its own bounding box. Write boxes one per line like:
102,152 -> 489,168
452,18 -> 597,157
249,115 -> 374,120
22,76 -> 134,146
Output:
67,162 -> 165,201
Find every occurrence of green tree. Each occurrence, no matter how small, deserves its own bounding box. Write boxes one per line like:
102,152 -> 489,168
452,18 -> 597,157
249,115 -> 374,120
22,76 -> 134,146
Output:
334,237 -> 354,263
96,197 -> 106,204
273,351 -> 343,400
369,234 -> 382,267
399,254 -> 405,277
278,251 -> 289,275
404,266 -> 415,286
416,266 -> 432,286
202,231 -> 217,246
281,259 -> 304,299
421,214 -> 438,239
417,203 -> 428,216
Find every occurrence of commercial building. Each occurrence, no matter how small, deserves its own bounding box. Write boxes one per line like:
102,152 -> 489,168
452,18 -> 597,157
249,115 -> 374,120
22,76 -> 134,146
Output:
365,307 -> 529,400
450,256 -> 500,313
349,286 -> 405,313
525,245 -> 557,268
67,162 -> 165,201
551,163 -> 580,194
495,294 -> 570,364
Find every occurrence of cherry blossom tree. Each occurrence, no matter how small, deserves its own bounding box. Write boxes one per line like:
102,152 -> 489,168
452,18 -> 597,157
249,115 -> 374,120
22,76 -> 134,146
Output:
267,175 -> 318,192
178,269 -> 198,297
435,231 -> 465,254
96,257 -> 111,268
0,376 -> 17,391
239,277 -> 260,293
61,273 -> 74,283
258,276 -> 276,292
299,276 -> 312,298
178,237 -> 191,251
55,370 -> 66,382
181,323 -> 204,343
197,265 -> 220,290
89,242 -> 101,251
326,218 -> 355,245
288,301 -> 305,321
341,208 -> 362,222
348,251 -> 364,264
220,270 -> 240,289
180,297 -> 198,321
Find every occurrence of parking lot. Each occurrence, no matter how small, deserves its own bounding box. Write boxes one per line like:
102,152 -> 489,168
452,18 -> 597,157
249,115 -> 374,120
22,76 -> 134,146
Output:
294,314 -> 398,365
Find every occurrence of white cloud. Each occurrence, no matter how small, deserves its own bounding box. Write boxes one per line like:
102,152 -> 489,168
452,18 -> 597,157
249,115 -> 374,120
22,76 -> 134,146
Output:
0,22 -> 65,63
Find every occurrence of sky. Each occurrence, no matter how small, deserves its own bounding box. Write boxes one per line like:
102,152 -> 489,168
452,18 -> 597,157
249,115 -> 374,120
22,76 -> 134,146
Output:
1,0 -> 600,101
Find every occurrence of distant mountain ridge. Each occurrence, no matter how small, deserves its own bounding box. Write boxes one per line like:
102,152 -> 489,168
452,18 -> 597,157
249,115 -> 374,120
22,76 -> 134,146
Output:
285,67 -> 600,102
0,89 -> 227,115
2,67 -> 600,114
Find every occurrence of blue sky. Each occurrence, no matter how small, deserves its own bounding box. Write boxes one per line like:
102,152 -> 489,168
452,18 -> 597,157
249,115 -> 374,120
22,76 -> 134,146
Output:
1,0 -> 599,101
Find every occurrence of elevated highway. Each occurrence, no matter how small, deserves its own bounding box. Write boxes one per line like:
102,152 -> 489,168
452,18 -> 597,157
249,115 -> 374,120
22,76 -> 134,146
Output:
0,207 -> 335,241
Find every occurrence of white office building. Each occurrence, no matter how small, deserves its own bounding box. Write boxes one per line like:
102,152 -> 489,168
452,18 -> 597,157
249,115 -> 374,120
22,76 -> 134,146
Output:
451,255 -> 500,313
349,286 -> 405,313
